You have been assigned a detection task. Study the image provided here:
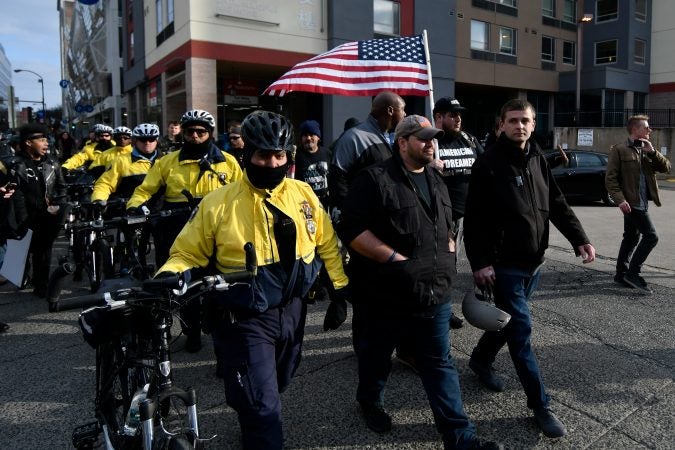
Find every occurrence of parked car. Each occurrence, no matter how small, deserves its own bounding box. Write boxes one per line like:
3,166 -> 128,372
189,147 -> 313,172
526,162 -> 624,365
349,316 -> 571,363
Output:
545,149 -> 615,206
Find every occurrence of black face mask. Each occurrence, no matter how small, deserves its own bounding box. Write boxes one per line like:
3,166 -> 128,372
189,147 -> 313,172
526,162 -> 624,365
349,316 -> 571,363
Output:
180,140 -> 211,160
96,139 -> 114,151
246,162 -> 289,190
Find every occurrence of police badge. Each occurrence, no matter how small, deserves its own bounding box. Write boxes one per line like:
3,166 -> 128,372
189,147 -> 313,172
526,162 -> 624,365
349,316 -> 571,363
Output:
300,200 -> 316,234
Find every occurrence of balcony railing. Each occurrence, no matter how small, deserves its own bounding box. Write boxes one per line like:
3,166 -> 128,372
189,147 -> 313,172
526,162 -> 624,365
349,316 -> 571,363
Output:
555,109 -> 675,128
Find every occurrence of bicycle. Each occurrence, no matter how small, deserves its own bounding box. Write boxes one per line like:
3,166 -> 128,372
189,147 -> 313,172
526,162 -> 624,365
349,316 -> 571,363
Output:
49,243 -> 258,450
49,204 -> 191,297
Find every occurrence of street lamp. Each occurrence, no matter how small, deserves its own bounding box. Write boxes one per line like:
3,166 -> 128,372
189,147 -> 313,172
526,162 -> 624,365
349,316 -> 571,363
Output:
14,68 -> 46,123
575,13 -> 593,123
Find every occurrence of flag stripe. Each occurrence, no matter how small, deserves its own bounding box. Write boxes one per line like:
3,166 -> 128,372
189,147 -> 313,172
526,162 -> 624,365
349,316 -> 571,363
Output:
291,59 -> 428,72
264,35 -> 429,97
275,67 -> 428,80
275,72 -> 428,85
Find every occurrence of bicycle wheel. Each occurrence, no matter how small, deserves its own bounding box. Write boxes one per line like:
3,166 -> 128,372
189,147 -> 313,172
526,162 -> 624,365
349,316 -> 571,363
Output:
85,237 -> 102,293
96,340 -> 140,449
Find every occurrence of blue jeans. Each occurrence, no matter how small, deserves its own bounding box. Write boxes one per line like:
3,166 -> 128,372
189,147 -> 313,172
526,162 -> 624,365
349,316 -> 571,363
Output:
471,267 -> 550,410
356,302 -> 477,449
616,208 -> 658,275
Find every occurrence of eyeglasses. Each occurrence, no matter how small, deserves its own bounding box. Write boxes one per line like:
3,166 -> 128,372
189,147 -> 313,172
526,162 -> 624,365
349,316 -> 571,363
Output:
185,127 -> 209,137
136,137 -> 157,143
228,135 -> 242,141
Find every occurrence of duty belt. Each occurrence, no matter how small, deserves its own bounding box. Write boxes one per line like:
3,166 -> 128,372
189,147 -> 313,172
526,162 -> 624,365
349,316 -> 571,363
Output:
442,168 -> 472,177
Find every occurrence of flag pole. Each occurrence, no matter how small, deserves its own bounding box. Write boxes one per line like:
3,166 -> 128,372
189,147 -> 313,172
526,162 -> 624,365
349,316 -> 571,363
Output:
422,30 -> 438,159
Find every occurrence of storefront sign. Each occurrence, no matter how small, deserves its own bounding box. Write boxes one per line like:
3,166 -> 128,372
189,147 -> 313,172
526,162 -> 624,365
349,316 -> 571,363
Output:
223,79 -> 259,105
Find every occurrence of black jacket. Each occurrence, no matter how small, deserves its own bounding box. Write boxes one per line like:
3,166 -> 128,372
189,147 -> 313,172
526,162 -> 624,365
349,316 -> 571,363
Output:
340,152 -> 455,311
8,151 -> 67,231
464,134 -> 589,272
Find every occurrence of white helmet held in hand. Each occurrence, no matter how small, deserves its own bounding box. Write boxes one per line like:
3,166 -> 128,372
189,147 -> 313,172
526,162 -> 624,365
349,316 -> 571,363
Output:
462,287 -> 511,331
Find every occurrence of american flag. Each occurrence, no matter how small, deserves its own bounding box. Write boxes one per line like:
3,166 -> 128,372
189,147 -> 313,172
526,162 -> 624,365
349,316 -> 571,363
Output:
263,35 -> 429,97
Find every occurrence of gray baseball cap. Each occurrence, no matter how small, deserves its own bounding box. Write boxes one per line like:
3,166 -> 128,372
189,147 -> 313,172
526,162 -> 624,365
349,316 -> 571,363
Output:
394,115 -> 444,140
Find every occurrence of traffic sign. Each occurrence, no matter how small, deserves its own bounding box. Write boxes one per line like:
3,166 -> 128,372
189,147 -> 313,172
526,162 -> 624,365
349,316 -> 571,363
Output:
84,105 -> 94,113
59,80 -> 70,88
75,104 -> 84,113
36,111 -> 45,119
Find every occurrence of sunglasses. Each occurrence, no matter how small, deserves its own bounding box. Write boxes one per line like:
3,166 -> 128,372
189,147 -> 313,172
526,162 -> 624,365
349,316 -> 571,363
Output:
116,135 -> 131,140
228,135 -> 242,141
136,137 -> 157,143
185,127 -> 209,137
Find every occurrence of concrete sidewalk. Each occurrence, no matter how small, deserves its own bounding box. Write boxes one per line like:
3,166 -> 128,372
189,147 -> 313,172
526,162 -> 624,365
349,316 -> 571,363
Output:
1,194 -> 674,449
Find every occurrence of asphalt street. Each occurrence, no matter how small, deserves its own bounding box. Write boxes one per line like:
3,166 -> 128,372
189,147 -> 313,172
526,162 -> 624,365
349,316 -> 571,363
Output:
1,186 -> 674,449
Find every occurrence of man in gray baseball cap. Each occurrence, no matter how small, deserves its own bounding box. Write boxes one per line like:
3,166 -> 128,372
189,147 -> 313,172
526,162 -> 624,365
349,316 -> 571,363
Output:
338,113 -> 503,450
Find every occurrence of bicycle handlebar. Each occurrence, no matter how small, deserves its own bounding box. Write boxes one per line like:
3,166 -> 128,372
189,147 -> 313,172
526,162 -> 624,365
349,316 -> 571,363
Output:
67,206 -> 193,232
53,291 -> 112,312
50,243 -> 258,313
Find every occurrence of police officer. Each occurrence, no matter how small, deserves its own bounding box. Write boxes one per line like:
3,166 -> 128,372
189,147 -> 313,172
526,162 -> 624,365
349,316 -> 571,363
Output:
62,124 -> 115,171
88,126 -> 134,179
158,110 -> 349,450
127,110 -> 242,352
91,124 -> 161,215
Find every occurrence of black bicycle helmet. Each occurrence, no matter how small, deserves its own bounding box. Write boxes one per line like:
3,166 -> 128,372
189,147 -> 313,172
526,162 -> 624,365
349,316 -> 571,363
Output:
241,111 -> 294,152
180,109 -> 215,131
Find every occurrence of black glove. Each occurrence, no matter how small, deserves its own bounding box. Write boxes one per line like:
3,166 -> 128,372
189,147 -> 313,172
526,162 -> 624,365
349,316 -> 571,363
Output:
323,287 -> 350,331
125,206 -> 141,216
91,200 -> 105,216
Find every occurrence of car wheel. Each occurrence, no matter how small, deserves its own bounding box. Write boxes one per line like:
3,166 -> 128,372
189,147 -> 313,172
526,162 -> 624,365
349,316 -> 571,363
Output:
601,189 -> 615,206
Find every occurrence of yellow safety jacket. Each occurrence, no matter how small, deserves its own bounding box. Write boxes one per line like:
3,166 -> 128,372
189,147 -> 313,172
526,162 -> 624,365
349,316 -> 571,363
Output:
127,143 -> 242,208
159,174 -> 348,311
91,151 -> 157,202
89,144 -> 133,175
62,140 -> 116,170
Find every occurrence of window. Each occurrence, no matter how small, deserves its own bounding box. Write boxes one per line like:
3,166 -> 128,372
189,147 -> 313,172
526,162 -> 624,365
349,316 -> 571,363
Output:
576,152 -> 605,168
634,92 -> 646,111
499,27 -> 516,55
635,0 -> 646,21
471,20 -> 489,51
634,39 -> 646,64
595,40 -> 617,64
562,0 -> 576,22
167,0 -> 174,23
374,0 -> 400,36
496,0 -> 516,5
563,40 -> 576,65
542,0 -> 554,17
156,0 -> 163,34
542,36 -> 555,61
597,0 -> 618,22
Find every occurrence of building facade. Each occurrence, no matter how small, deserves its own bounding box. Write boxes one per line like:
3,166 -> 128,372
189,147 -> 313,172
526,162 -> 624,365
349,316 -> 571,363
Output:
0,44 -> 14,131
59,0 -> 672,146
59,0 -> 125,132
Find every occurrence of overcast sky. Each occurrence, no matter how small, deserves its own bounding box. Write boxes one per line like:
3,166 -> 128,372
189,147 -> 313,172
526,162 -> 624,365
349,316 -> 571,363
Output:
1,0 -> 62,110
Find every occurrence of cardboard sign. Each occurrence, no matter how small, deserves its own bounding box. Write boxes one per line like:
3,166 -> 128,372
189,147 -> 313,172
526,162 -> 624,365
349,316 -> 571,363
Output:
0,229 -> 32,287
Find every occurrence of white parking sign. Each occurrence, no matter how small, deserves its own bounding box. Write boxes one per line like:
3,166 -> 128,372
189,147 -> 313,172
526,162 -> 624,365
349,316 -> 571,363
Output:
577,129 -> 594,147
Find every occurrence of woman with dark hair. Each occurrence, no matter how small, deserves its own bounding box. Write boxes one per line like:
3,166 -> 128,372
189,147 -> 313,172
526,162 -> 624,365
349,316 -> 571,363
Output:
56,131 -> 77,162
